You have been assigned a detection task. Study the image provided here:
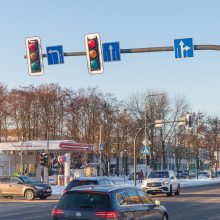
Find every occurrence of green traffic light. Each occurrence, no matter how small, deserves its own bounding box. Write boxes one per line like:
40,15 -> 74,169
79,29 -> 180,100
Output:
31,62 -> 39,71
90,60 -> 99,69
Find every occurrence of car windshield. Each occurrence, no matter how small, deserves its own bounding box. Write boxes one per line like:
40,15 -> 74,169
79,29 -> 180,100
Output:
57,192 -> 110,210
148,171 -> 169,178
19,176 -> 37,183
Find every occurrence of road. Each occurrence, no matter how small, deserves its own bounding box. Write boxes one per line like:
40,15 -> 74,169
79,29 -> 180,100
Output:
0,183 -> 220,220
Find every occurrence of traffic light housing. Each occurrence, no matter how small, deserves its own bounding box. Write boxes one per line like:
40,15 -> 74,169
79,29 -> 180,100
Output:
44,154 -> 48,167
185,113 -> 193,129
39,153 -> 45,166
25,36 -> 44,76
85,33 -> 104,74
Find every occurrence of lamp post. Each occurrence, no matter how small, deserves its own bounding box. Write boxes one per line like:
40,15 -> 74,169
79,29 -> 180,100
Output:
134,126 -> 145,186
144,93 -> 164,176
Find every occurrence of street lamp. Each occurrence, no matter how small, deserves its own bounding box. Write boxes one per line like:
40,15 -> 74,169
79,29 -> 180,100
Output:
134,126 -> 145,186
144,93 -> 164,175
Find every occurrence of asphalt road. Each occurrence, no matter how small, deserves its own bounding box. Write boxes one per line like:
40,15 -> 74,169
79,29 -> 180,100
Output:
0,183 -> 220,220
153,182 -> 220,220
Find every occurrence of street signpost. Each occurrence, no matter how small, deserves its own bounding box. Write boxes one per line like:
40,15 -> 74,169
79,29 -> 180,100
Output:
100,143 -> 104,151
174,38 -> 194,59
46,45 -> 64,65
102,42 -> 121,62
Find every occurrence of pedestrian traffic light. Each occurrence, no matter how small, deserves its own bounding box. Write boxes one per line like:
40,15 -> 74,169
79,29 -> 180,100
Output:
39,153 -> 45,166
25,36 -> 44,76
44,154 -> 48,167
146,155 -> 151,166
85,33 -> 104,74
185,113 -> 193,129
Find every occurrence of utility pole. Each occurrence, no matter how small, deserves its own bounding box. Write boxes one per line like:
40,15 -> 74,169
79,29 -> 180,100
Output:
43,129 -> 49,184
99,126 -> 102,176
144,94 -> 164,176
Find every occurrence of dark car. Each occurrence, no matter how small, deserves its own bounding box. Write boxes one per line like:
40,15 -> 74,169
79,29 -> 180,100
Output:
63,177 -> 116,194
52,185 -> 168,220
0,175 -> 52,200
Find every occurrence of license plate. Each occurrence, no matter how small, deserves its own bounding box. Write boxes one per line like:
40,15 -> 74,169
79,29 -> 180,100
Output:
46,189 -> 52,192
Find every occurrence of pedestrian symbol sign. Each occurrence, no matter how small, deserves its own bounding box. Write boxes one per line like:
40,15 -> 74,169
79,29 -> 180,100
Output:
142,146 -> 151,155
102,42 -> 121,62
174,38 -> 194,59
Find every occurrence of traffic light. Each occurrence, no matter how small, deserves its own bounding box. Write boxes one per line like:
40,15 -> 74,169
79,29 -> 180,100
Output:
39,153 -> 45,166
146,155 -> 151,166
25,36 -> 44,76
85,33 -> 104,74
185,113 -> 193,129
44,154 -> 48,167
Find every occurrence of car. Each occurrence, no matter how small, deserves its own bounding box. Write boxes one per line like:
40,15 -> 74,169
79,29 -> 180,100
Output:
141,170 -> 180,196
63,177 -> 116,194
52,185 -> 169,220
179,171 -> 189,179
0,175 -> 52,200
128,171 -> 144,180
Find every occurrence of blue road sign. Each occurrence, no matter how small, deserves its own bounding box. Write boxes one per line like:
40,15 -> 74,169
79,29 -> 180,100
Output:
100,143 -> 104,151
174,38 -> 194,59
102,42 -> 121,62
46,45 -> 64,65
142,146 -> 151,155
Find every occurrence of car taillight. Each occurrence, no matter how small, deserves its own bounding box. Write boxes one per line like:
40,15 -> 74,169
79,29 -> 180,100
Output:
52,208 -> 64,216
63,189 -> 67,194
95,211 -> 118,219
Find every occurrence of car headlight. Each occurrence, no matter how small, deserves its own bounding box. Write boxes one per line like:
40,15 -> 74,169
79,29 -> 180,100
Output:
35,186 -> 45,190
162,181 -> 169,185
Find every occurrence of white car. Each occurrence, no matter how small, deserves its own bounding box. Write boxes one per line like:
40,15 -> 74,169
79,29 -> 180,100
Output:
141,170 -> 180,196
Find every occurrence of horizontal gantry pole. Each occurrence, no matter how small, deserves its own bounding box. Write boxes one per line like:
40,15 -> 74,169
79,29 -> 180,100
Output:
24,45 -> 220,58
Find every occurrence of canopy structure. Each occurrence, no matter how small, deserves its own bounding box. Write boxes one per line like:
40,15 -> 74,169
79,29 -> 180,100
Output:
0,140 -> 95,152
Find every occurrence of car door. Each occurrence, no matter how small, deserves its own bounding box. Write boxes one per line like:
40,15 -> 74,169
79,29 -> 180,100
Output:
8,177 -> 24,196
0,177 -> 11,195
169,171 -> 178,191
115,191 -> 136,219
125,189 -> 156,219
136,190 -> 163,220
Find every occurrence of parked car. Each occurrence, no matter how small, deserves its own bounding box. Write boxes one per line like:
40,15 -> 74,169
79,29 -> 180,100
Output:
52,185 -> 169,220
0,175 -> 52,200
128,172 -> 138,180
63,177 -> 116,194
179,172 -> 189,179
141,170 -> 180,196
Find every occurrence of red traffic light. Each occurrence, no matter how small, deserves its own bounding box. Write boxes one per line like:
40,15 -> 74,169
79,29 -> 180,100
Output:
25,36 -> 44,76
29,42 -> 37,52
88,39 -> 96,49
85,33 -> 104,75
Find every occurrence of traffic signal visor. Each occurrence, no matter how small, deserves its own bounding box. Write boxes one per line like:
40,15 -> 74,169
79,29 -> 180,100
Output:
25,36 -> 44,76
85,33 -> 104,75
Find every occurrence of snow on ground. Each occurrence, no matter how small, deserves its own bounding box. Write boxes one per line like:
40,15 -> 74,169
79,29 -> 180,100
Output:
51,176 -> 220,196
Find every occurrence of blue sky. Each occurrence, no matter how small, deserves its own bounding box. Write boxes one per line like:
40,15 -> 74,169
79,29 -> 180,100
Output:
1,0 -> 220,116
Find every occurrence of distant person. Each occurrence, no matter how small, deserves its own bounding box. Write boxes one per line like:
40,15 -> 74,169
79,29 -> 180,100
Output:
138,170 -> 144,183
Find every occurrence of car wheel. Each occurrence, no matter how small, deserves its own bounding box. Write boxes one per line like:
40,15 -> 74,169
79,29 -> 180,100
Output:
162,213 -> 168,220
175,184 -> 180,195
167,185 -> 172,196
39,196 -> 47,200
25,190 -> 35,200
